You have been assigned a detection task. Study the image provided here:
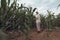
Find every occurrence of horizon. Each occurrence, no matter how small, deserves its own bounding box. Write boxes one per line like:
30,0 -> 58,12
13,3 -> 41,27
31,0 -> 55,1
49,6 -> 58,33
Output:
0,0 -> 60,15
10,0 -> 60,15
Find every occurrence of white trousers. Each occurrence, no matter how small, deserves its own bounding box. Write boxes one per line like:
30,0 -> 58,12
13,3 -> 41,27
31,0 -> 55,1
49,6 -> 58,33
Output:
36,22 -> 40,31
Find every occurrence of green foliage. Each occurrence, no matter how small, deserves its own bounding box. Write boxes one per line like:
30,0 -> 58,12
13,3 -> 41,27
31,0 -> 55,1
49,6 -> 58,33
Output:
40,14 -> 47,28
55,13 -> 60,27
57,4 -> 60,9
0,0 -> 36,40
8,0 -> 10,5
0,29 -> 7,40
46,10 -> 55,31
1,0 -> 6,10
0,0 -> 60,40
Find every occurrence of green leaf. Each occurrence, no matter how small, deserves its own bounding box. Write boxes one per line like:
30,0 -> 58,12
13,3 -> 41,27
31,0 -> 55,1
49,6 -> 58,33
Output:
1,0 -> 6,10
8,0 -> 10,5
57,4 -> 60,9
33,8 -> 36,12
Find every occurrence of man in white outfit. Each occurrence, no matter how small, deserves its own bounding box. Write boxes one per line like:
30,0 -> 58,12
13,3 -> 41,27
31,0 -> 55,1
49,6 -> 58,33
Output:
35,11 -> 41,33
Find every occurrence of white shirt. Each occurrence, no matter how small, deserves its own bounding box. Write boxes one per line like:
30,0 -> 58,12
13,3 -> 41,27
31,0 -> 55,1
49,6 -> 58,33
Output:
35,14 -> 40,23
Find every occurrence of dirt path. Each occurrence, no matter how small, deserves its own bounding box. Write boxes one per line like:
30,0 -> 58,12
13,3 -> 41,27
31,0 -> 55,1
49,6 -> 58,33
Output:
8,29 -> 60,40
29,29 -> 60,40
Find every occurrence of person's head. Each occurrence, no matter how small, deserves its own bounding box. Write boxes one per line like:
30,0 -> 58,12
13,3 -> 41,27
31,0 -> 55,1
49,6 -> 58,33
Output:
36,11 -> 39,14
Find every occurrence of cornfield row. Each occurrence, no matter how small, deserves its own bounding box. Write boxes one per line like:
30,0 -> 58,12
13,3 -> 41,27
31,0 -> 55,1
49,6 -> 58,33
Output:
0,0 -> 60,40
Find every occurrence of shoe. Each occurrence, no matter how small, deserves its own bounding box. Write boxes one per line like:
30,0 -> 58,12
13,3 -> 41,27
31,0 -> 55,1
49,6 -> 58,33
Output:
37,31 -> 41,33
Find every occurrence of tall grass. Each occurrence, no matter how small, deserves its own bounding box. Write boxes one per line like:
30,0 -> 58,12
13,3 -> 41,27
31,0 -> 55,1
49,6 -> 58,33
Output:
0,0 -> 60,40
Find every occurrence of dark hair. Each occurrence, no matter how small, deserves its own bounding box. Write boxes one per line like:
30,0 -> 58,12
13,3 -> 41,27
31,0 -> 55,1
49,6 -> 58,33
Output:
36,11 -> 38,14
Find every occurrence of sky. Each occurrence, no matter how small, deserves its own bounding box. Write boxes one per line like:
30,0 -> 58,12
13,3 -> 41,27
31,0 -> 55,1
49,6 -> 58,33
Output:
16,0 -> 60,15
0,0 -> 60,15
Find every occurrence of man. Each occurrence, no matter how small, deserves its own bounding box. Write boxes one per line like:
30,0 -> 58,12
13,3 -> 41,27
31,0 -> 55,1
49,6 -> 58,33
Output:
35,11 -> 41,33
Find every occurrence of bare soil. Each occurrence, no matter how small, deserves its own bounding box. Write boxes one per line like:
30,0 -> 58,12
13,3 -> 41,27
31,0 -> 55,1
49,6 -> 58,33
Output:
8,28 -> 60,40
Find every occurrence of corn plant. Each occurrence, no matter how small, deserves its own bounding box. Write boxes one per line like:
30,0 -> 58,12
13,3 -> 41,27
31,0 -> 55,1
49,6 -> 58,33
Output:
46,10 -> 53,31
0,0 -> 36,40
